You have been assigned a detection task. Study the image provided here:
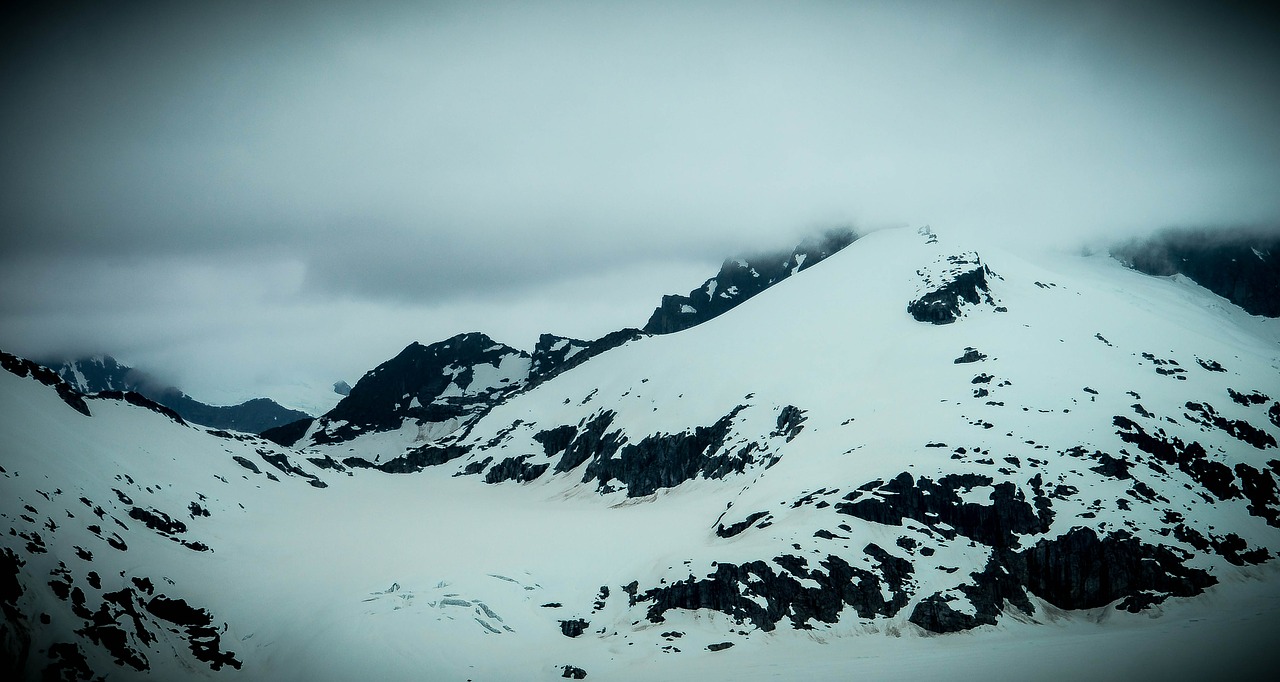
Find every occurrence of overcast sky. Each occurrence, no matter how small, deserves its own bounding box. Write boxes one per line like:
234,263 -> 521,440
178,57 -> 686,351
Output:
1,0 -> 1277,410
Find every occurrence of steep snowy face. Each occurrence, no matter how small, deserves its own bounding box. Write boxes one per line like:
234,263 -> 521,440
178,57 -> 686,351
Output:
339,226 -> 1280,635
3,226 -> 1280,681
266,233 -> 860,457
0,359 -> 334,679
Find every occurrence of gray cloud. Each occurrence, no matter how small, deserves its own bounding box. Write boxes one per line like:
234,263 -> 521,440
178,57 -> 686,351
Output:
1,0 -> 1277,402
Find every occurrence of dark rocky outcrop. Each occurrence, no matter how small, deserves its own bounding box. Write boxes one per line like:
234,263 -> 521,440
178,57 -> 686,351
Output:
908,259 -> 1001,324
910,555 -> 1033,632
74,588 -> 152,671
342,444 -> 469,474
580,405 -> 784,496
1088,451 -> 1134,480
42,642 -> 94,681
638,545 -> 912,631
305,333 -> 529,446
127,508 -> 187,535
643,230 -> 856,335
953,348 -> 987,364
484,457 -> 550,484
0,547 -> 30,677
144,596 -> 241,670
1229,388 -> 1270,406
1235,463 -> 1280,527
260,417 -> 314,447
836,472 -> 1048,547
716,511 -> 771,539
231,456 -> 264,475
1114,416 -> 1240,500
552,412 -> 625,474
1012,528 -> 1217,611
258,452 -> 327,488
1183,401 -> 1276,449
529,329 -> 646,385
771,406 -> 807,442
909,527 -> 1217,633
1113,226 -> 1280,317
1,351 -> 91,416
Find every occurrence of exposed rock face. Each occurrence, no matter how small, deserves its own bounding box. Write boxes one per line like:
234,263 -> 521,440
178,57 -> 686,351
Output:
638,545 -> 912,631
1113,226 -> 1280,317
911,527 -> 1219,632
1011,528 -> 1216,611
908,252 -> 1004,324
343,443 -> 469,474
580,406 -> 764,496
643,230 -> 856,335
1114,416 -> 1241,501
0,547 -> 30,677
485,457 -> 549,484
559,619 -> 589,637
529,330 -> 645,385
953,347 -> 988,364
303,333 -> 531,446
836,472 -> 1049,548
1,351 -> 91,416
549,412 -> 626,474
458,405 -> 798,495
260,416 -> 314,447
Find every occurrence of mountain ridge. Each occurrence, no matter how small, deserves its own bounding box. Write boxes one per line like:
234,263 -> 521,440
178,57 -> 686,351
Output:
45,355 -> 310,434
262,232 -> 859,451
3,225 -> 1280,680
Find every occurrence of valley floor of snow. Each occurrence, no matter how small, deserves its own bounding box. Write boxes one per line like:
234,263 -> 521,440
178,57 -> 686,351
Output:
217,473 -> 1280,682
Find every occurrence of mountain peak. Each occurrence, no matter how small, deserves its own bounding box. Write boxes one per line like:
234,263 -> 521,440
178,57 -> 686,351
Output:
642,228 -> 857,334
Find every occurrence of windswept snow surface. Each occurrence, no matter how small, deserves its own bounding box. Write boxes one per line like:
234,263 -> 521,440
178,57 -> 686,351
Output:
3,227 -> 1280,680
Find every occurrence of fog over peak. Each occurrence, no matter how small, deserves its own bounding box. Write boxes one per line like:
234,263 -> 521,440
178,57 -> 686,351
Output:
2,0 -> 1277,405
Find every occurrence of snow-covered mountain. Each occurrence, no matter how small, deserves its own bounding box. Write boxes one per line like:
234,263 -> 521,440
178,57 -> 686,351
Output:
46,356 -> 311,435
263,234 -> 860,455
3,226 -> 1280,681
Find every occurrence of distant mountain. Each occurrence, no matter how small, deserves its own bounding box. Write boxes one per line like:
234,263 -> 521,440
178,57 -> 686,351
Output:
46,355 -> 310,434
642,228 -> 856,334
1113,225 -> 1280,317
3,225 -> 1279,680
262,232 -> 855,451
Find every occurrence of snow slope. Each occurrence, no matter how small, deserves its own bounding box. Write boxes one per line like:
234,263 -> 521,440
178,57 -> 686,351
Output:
3,226 -> 1280,680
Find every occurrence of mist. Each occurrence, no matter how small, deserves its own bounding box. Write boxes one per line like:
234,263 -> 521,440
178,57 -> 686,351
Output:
2,0 -> 1277,405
